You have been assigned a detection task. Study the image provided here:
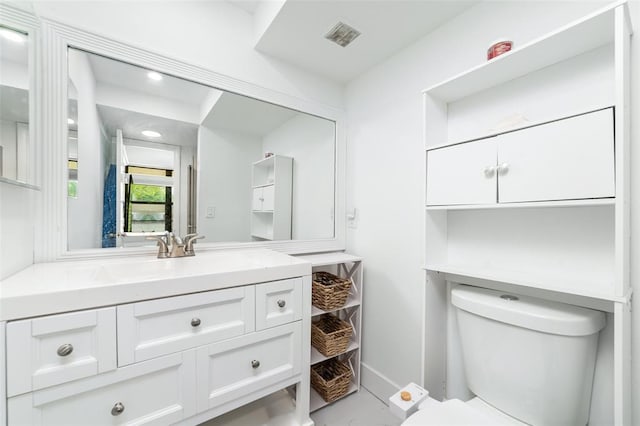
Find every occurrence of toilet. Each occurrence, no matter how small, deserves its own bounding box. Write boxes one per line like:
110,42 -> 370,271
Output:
402,285 -> 606,425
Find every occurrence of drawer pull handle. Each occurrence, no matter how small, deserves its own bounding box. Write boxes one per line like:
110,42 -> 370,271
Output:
277,299 -> 286,308
251,360 -> 260,369
191,318 -> 201,327
57,344 -> 74,357
111,402 -> 125,416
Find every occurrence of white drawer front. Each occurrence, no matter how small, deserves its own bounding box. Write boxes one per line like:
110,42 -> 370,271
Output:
6,308 -> 117,397
117,286 -> 255,366
8,351 -> 196,426
255,278 -> 302,330
196,322 -> 302,412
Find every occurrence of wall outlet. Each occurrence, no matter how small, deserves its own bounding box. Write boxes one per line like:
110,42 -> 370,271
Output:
206,207 -> 215,218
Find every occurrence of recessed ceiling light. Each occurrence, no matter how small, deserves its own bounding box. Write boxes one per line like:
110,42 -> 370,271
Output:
0,28 -> 26,43
142,130 -> 162,138
67,118 -> 75,125
147,71 -> 163,81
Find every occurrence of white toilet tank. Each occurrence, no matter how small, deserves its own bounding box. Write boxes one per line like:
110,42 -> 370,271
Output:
452,285 -> 605,426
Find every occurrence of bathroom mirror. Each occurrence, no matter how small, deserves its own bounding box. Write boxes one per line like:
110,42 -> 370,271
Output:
0,26 -> 32,184
66,48 -> 336,250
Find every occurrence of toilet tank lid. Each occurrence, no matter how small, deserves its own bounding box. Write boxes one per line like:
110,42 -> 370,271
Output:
451,285 -> 606,336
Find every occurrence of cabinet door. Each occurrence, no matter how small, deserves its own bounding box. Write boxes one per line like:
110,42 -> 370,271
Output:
8,351 -> 196,426
196,322 -> 301,413
118,286 -> 255,366
497,108 -> 615,203
252,188 -> 263,211
426,138 -> 497,206
261,185 -> 275,211
6,308 -> 116,397
255,278 -> 302,331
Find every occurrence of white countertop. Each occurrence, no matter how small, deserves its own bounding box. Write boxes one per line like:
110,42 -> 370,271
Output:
0,249 -> 311,321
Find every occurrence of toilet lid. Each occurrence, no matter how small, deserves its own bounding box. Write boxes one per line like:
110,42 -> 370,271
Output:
402,399 -> 508,426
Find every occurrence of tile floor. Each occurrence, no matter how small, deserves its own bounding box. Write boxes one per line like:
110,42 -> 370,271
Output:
311,387 -> 402,426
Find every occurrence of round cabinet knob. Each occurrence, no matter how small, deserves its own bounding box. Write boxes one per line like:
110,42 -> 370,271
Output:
483,166 -> 496,178
497,162 -> 510,176
111,402 -> 125,416
57,343 -> 74,357
191,318 -> 201,327
251,360 -> 260,369
277,299 -> 286,308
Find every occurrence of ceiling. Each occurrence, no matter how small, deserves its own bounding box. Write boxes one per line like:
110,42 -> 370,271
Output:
249,0 -> 477,82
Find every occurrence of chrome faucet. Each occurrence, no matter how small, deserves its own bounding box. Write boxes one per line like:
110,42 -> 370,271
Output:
147,232 -> 204,258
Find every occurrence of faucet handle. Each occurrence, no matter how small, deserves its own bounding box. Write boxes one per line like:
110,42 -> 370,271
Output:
146,233 -> 170,258
184,234 -> 204,255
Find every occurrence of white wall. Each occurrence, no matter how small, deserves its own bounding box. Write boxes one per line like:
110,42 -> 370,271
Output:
29,1 -> 343,110
67,49 -> 106,249
345,0 -> 612,403
0,182 -> 35,279
262,114 -> 335,240
197,126 -> 261,242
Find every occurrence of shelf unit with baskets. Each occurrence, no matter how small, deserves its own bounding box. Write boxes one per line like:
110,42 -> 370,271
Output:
250,155 -> 293,241
421,3 -> 632,424
296,252 -> 363,413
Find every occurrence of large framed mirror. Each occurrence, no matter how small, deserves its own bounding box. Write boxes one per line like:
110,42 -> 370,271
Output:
0,18 -> 36,187
54,38 -> 343,257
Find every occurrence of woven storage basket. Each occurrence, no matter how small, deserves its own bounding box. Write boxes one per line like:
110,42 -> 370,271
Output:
311,314 -> 353,357
312,271 -> 351,311
310,358 -> 351,403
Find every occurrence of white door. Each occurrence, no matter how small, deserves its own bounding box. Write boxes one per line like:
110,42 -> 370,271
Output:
252,188 -> 263,211
8,351 -> 196,426
261,185 -> 275,211
426,138 -> 498,206
497,108 -> 615,203
196,322 -> 301,413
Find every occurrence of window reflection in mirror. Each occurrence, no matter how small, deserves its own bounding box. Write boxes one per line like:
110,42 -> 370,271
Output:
0,26 -> 30,183
66,48 -> 335,251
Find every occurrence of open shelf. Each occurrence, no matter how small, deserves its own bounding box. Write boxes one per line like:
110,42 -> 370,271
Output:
312,293 -> 360,317
424,263 -> 629,303
426,198 -> 614,211
310,382 -> 358,413
311,341 -> 359,366
422,3 -> 616,101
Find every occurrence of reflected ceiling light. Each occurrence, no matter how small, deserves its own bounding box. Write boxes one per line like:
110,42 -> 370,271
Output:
147,71 -> 163,81
67,118 -> 75,125
142,130 -> 162,138
0,28 -> 26,43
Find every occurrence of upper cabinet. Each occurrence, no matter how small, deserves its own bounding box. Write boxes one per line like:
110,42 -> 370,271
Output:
251,155 -> 293,241
426,108 -> 615,207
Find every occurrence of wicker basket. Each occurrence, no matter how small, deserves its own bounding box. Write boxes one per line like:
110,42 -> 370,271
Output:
310,358 -> 352,403
311,314 -> 353,357
312,271 -> 351,311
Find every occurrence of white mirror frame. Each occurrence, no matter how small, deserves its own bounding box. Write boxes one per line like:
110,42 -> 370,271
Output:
0,5 -> 40,190
36,18 -> 346,262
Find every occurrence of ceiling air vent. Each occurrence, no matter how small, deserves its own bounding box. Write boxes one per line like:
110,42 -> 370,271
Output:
324,22 -> 361,47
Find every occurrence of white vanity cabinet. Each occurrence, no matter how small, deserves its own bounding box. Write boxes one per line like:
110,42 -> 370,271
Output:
426,108 -> 615,207
1,251 -> 312,426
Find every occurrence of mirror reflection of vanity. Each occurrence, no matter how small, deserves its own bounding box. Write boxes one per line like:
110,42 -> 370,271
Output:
0,26 -> 32,184
66,49 -> 336,251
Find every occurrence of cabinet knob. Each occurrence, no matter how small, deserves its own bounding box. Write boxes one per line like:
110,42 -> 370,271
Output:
277,299 -> 286,308
57,343 -> 74,357
251,360 -> 260,369
111,402 -> 125,416
497,162 -> 510,175
191,318 -> 201,327
483,166 -> 496,178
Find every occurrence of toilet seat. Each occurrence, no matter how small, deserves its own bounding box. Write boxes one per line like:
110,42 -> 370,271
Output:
402,398 -> 524,426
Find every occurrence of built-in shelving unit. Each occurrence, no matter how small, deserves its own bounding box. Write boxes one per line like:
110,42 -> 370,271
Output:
296,252 -> 363,413
250,155 -> 293,241
422,2 -> 631,424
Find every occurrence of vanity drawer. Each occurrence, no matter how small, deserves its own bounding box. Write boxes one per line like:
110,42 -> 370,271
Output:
255,278 -> 303,330
196,321 -> 302,412
8,350 -> 196,425
117,286 -> 255,366
6,308 -> 117,397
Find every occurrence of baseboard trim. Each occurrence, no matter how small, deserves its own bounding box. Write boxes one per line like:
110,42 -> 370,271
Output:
360,362 -> 402,405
